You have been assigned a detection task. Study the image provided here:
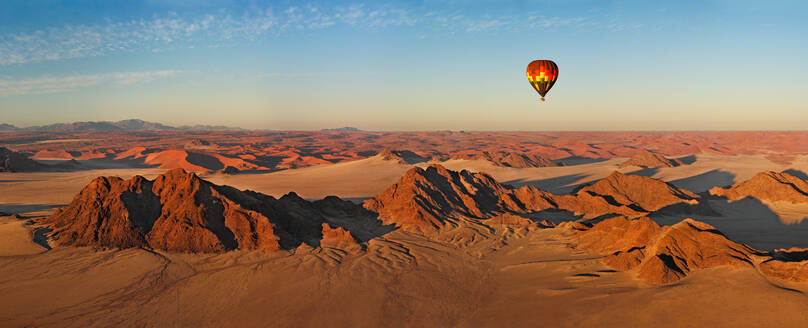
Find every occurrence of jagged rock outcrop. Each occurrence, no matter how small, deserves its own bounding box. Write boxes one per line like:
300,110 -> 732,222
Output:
364,166 -> 716,232
570,171 -> 709,214
709,171 -> 808,203
0,147 -> 49,172
576,217 -> 808,285
376,149 -> 429,164
570,217 -> 757,285
320,223 -> 361,249
553,192 -> 646,219
363,165 -> 557,233
619,149 -> 683,168
452,150 -> 559,168
36,163 -> 808,287
44,169 -> 362,252
633,219 -> 755,284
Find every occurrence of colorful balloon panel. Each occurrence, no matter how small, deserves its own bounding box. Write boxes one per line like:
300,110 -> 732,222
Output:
526,60 -> 558,100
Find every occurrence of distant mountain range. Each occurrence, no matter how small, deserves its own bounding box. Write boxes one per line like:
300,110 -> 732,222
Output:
0,119 -> 244,132
321,127 -> 362,132
0,120 -> 370,132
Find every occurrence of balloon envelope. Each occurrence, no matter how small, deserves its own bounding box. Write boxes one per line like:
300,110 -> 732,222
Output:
526,60 -> 558,100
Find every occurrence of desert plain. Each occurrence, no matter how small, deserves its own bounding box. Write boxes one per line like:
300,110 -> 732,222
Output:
3,127 -> 808,327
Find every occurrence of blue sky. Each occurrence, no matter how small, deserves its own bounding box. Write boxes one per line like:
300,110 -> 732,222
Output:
0,0 -> 806,130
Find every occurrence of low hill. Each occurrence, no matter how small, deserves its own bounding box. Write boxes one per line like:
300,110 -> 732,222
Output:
619,149 -> 683,168
0,147 -> 50,172
709,171 -> 808,203
574,171 -> 701,212
570,216 -> 758,284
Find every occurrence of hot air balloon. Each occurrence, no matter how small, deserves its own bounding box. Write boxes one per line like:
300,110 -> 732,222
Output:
526,60 -> 558,102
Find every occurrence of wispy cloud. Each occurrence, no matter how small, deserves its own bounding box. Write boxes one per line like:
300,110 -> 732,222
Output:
335,4 -> 417,28
0,4 -> 423,65
0,70 -> 179,97
436,12 -> 594,34
0,3 -> 609,66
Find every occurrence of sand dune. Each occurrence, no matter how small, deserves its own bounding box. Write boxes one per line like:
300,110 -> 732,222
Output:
3,136 -> 808,327
0,168 -> 166,211
7,130 -> 808,173
0,216 -> 47,256
202,154 -> 802,200
206,156 -> 414,200
1,153 -> 803,212
2,221 -> 808,327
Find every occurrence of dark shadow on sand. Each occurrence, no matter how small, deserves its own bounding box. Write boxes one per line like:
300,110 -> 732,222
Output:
505,173 -> 590,195
32,226 -> 53,250
676,155 -> 698,165
668,169 -> 736,193
0,203 -> 65,214
311,196 -> 397,246
185,152 -> 225,171
783,169 -> 808,180
555,156 -> 609,166
625,167 -> 659,177
651,196 -> 808,250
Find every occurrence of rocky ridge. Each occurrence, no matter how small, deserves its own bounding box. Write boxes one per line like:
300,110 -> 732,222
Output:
37,165 -> 808,285
363,165 -> 712,232
568,216 -> 808,285
45,169 -> 369,252
709,171 -> 808,203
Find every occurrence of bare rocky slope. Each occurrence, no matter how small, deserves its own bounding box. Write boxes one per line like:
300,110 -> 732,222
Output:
362,165 -> 557,233
35,164 -> 808,288
568,217 -> 757,284
709,170 -> 808,203
46,165 -> 715,250
568,216 -> 808,285
44,169 -> 368,252
363,165 -> 715,232
568,171 -> 713,214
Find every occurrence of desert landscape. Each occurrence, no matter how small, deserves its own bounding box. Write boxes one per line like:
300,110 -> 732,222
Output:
3,125 -> 808,327
3,0 -> 806,326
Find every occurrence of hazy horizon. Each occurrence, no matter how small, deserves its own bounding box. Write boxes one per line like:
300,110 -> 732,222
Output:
10,117 -> 808,132
1,0 -> 806,130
